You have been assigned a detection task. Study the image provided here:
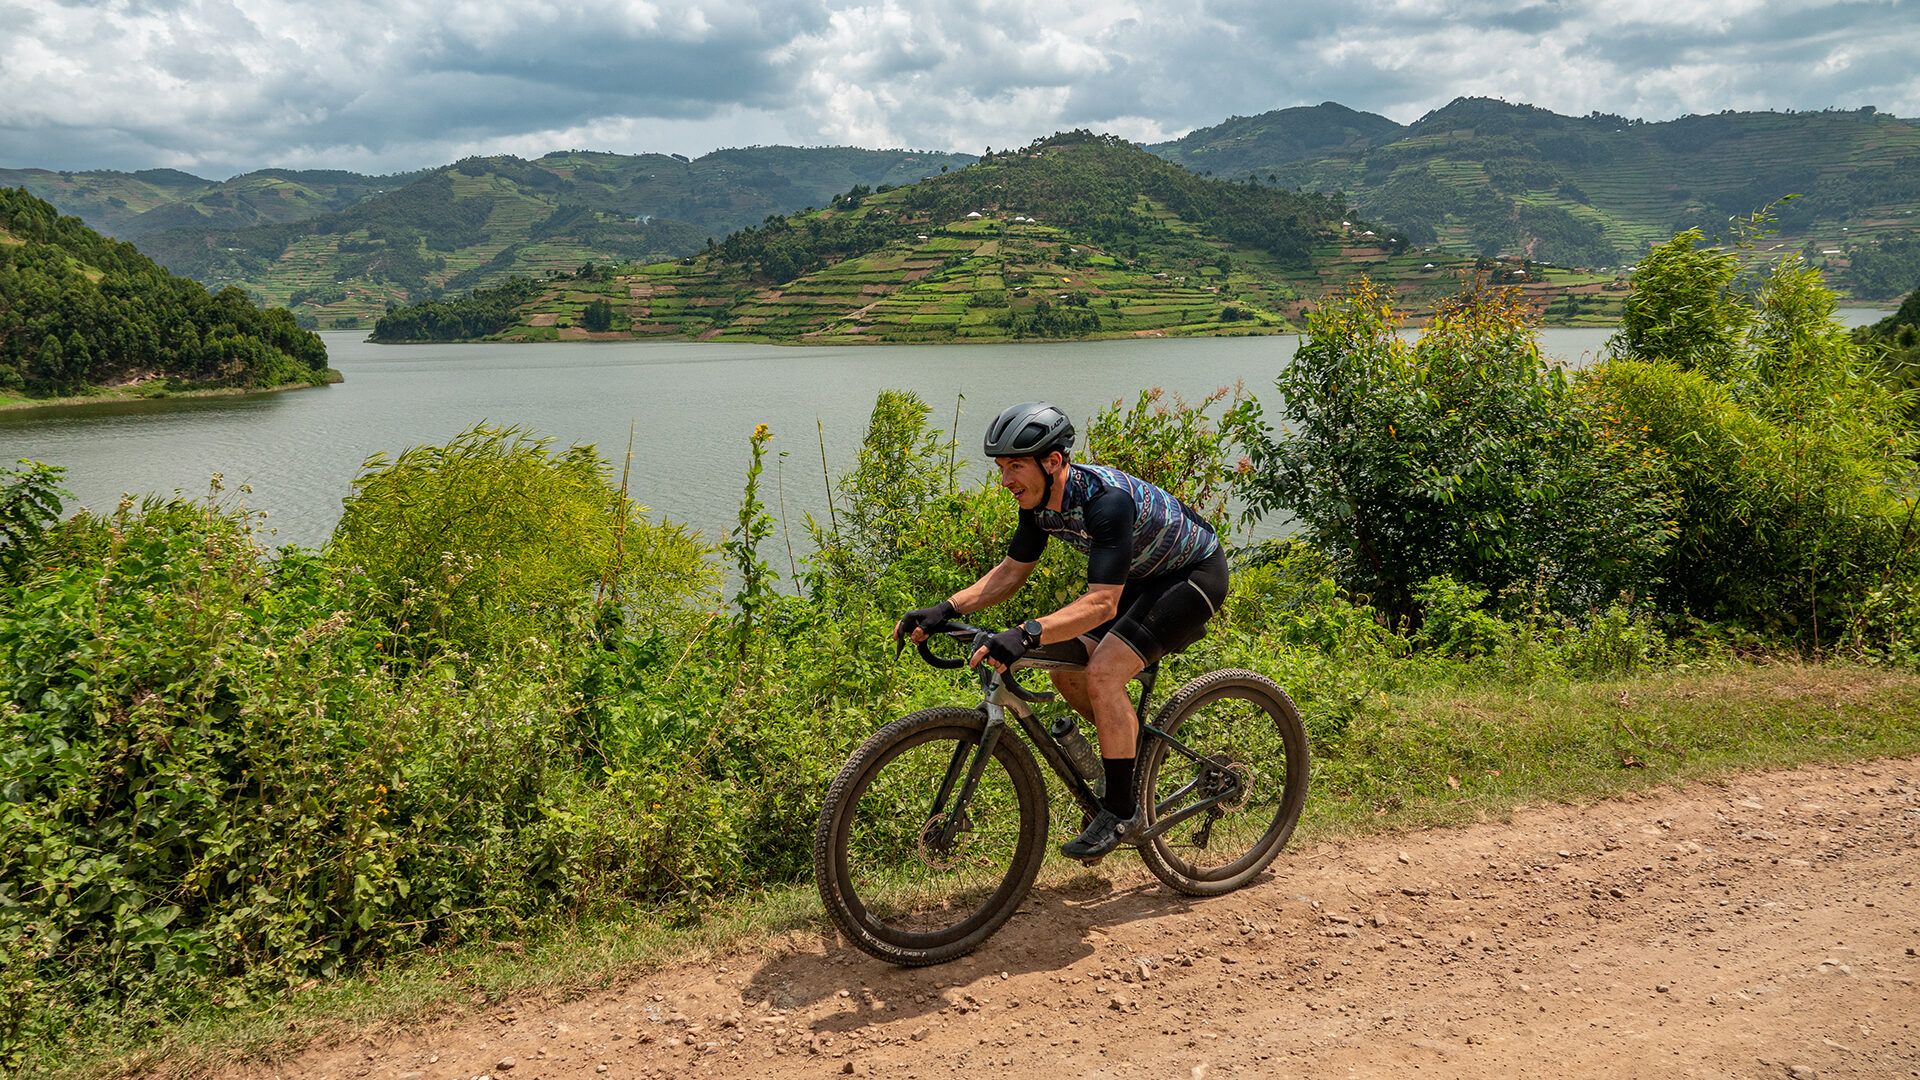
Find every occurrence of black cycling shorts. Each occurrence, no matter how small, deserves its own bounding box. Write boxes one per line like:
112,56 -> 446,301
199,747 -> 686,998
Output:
1086,548 -> 1228,666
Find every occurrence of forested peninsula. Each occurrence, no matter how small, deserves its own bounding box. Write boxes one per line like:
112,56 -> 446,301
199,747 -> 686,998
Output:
0,188 -> 334,408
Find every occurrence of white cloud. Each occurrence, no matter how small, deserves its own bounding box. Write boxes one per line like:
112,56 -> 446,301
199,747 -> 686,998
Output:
0,0 -> 1915,175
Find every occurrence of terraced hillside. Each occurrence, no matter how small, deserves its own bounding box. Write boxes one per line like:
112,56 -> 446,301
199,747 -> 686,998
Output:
376,132 -> 1620,345
1153,99 -> 1920,297
126,146 -> 972,327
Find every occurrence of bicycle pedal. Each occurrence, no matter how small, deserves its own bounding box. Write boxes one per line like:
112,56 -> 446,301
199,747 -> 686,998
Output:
1077,854 -> 1106,868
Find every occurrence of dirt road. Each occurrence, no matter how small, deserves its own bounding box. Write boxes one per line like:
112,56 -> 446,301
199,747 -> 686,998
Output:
244,759 -> 1920,1080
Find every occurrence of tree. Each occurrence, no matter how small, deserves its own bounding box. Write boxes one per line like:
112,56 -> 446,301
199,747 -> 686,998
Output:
1231,279 -> 1673,623
582,298 -> 616,332
1609,229 -> 1749,380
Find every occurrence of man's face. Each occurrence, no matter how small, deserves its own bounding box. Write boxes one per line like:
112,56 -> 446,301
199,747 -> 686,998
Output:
995,453 -> 1058,511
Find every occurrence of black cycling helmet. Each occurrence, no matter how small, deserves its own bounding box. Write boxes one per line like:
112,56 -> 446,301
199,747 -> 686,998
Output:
984,401 -> 1075,458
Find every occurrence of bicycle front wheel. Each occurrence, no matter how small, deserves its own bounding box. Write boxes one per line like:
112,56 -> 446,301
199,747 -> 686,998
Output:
1136,669 -> 1309,896
814,706 -> 1049,966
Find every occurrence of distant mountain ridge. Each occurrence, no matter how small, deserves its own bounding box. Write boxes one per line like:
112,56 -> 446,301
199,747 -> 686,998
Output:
4,147 -> 974,327
0,166 -> 426,239
1151,98 -> 1920,296
12,98 -> 1916,326
376,132 -> 1605,346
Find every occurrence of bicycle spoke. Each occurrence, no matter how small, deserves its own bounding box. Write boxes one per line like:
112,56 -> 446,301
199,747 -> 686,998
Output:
840,732 -> 1029,936
1145,682 -> 1295,879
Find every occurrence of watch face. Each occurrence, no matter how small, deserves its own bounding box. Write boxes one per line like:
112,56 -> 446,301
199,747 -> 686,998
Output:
1022,619 -> 1043,643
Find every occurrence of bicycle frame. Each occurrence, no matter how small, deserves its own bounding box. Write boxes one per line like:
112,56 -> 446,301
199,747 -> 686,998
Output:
920,627 -> 1245,852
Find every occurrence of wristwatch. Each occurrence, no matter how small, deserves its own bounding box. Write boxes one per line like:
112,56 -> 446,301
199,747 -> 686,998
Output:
1019,619 -> 1044,648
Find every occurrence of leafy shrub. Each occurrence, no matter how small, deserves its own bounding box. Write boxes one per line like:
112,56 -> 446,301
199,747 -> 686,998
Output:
329,424 -> 713,661
1412,576 -> 1511,658
1231,279 -> 1673,625
0,461 -> 65,585
1596,236 -> 1911,637
1563,601 -> 1671,677
0,496 -> 584,1038
1611,227 -> 1751,381
1585,358 -> 1903,632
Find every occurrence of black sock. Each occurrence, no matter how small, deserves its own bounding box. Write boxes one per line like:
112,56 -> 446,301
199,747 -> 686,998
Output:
1101,757 -> 1137,818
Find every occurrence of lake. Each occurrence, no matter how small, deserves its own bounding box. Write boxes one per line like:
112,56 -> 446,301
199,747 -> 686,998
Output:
0,315 -> 1883,551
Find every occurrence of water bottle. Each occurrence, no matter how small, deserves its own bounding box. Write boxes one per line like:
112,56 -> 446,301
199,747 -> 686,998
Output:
1048,714 -> 1104,784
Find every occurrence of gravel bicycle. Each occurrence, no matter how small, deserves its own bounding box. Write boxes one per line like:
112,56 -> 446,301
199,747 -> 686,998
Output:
814,621 -> 1309,966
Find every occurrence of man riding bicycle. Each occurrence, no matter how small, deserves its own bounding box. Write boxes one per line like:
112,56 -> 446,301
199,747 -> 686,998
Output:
895,401 -> 1229,860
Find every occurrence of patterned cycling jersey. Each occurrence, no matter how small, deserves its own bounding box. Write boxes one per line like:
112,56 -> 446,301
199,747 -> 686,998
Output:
1007,463 -> 1220,583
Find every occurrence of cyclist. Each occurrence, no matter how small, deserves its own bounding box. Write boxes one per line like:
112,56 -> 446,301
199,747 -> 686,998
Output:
895,401 -> 1228,859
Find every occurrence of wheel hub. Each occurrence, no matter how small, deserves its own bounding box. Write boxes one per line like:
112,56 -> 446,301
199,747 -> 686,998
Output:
1199,753 -> 1250,812
916,810 -> 970,870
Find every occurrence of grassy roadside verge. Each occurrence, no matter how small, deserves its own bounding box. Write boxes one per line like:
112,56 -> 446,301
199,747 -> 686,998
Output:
71,659 -> 1920,1080
0,370 -> 343,413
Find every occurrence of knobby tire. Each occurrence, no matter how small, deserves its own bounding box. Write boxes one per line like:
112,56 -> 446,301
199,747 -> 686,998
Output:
814,706 -> 1049,966
1136,668 -> 1309,896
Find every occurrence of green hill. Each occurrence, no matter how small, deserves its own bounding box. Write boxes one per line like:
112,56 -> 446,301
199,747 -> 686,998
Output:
0,166 -> 421,239
1149,101 -> 1405,177
377,131 -> 1610,345
1152,99 -> 1920,297
0,187 -> 331,405
111,147 -> 973,328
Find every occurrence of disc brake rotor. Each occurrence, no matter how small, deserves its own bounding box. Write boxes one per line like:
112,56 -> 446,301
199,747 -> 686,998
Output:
1199,753 -> 1251,812
915,810 -> 971,870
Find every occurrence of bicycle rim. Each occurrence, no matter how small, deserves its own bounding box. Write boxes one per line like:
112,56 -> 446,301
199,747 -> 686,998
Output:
1141,671 -> 1307,889
824,710 -> 1045,956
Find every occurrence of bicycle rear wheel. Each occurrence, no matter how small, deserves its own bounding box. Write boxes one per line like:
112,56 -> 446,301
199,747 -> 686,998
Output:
815,706 -> 1048,965
1136,669 -> 1309,896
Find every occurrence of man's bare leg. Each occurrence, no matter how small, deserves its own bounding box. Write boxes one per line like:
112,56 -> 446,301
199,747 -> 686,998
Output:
1048,668 -> 1094,722
1060,636 -> 1148,859
1084,635 -> 1145,758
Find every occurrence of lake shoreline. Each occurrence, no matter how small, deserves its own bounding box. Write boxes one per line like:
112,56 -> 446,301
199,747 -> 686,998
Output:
376,318 -> 1633,347
0,369 -> 344,415
358,304 -> 1897,346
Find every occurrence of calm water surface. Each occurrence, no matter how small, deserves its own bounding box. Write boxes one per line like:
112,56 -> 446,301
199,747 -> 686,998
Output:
0,315 -> 1881,549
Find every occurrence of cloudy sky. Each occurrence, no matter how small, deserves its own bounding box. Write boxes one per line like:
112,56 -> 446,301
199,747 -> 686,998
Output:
3,0 -> 1916,177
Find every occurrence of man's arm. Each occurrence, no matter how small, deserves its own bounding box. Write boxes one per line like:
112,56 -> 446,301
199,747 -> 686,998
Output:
951,556 -> 1039,616
974,484 -> 1134,667
1028,582 -> 1123,644
970,581 -> 1122,670
904,556 -> 1038,643
1025,481 -> 1132,643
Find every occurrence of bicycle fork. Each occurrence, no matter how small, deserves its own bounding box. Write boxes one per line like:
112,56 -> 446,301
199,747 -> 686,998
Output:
923,699 -> 1010,854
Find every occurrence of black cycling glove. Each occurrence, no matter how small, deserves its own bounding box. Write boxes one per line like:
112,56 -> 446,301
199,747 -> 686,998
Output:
981,626 -> 1029,667
895,599 -> 957,642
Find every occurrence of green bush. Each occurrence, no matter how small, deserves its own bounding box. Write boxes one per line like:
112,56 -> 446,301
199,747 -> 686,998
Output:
1231,279 -> 1673,624
329,424 -> 713,661
0,461 -> 65,585
1610,228 -> 1750,380
1596,235 -> 1911,637
1412,576 -> 1511,658
0,496 -> 597,1041
1585,358 -> 1904,632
